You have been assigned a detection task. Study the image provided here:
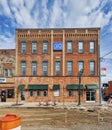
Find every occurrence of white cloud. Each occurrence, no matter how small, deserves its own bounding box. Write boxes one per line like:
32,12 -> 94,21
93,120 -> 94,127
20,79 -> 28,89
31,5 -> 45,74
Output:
40,0 -> 49,27
49,0 -> 64,27
9,0 -> 37,28
49,0 -> 111,28
0,35 -> 15,49
1,0 -> 111,28
0,0 -> 11,16
24,0 -> 35,11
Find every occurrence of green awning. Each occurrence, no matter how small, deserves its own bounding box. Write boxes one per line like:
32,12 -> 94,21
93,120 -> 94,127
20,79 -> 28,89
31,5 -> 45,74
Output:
18,84 -> 25,90
67,84 -> 84,90
53,85 -> 60,90
86,84 -> 98,89
28,84 -> 48,90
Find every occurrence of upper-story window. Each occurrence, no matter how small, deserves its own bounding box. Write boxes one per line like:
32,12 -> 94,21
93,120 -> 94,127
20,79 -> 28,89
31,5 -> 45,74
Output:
67,41 -> 72,53
78,41 -> 84,53
43,61 -> 48,76
21,41 -> 26,53
89,41 -> 95,53
55,61 -> 60,75
90,61 -> 95,75
21,61 -> 26,76
32,61 -> 37,76
67,61 -> 72,75
43,41 -> 48,53
32,41 -> 37,54
4,69 -> 13,77
78,61 -> 84,72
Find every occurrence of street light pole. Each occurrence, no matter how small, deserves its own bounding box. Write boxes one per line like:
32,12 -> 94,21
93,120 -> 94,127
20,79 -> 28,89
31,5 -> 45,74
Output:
78,76 -> 81,106
78,69 -> 83,106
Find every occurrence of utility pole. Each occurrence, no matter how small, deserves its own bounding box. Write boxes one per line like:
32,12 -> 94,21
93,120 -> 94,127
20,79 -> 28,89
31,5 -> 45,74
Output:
99,50 -> 112,105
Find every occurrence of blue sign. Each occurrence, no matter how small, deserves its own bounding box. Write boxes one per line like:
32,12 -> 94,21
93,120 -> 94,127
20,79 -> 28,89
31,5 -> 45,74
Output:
53,42 -> 62,50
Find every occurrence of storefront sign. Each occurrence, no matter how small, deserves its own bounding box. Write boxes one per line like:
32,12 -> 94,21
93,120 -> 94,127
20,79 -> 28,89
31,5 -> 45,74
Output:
0,78 -> 6,83
53,42 -> 62,50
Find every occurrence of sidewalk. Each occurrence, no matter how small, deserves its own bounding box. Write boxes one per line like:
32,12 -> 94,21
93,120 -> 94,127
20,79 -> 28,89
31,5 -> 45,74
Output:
0,101 -> 112,110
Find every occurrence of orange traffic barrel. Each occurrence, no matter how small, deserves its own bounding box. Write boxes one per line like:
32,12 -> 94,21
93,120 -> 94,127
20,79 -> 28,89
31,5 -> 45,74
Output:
0,114 -> 21,130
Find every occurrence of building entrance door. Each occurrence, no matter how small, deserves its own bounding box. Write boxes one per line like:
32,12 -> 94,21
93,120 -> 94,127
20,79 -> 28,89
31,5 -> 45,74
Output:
1,90 -> 6,102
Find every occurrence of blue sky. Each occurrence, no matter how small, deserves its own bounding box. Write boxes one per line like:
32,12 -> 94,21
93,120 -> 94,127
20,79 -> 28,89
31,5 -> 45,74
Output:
0,0 -> 112,83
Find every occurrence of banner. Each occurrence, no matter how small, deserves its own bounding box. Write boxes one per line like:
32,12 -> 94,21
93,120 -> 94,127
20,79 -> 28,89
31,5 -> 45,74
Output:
53,42 -> 62,50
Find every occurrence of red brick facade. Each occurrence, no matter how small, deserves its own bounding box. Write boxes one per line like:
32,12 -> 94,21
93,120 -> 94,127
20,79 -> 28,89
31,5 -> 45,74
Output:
103,81 -> 112,96
15,28 -> 100,103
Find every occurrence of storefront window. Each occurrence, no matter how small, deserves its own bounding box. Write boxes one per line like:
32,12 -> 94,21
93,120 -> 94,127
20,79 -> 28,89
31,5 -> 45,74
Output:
54,90 -> 60,97
7,89 -> 14,98
43,91 -> 47,96
37,91 -> 40,96
68,90 -> 73,97
86,91 -> 96,101
29,91 -> 33,97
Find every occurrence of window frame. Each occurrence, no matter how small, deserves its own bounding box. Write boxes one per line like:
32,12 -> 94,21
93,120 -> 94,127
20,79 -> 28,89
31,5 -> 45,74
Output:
32,61 -> 37,76
43,41 -> 48,53
86,90 -> 96,101
21,61 -> 26,76
89,41 -> 95,53
32,41 -> 37,54
37,91 -> 40,96
55,61 -> 60,76
21,41 -> 26,54
43,91 -> 48,97
90,61 -> 95,75
68,90 -> 73,97
29,91 -> 34,97
42,61 -> 48,76
67,41 -> 72,53
67,61 -> 73,75
78,41 -> 84,53
54,89 -> 60,97
78,61 -> 84,72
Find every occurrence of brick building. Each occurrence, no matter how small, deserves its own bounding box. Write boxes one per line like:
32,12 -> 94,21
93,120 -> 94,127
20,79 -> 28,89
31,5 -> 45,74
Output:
0,49 -> 15,102
103,81 -> 112,96
15,28 -> 100,103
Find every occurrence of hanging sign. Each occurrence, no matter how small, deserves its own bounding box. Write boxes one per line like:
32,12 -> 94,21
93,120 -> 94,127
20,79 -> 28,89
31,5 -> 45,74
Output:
0,78 -> 6,83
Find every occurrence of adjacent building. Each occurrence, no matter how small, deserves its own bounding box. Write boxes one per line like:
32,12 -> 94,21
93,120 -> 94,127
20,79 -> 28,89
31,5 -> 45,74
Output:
103,81 -> 112,96
0,49 -> 15,102
15,28 -> 100,103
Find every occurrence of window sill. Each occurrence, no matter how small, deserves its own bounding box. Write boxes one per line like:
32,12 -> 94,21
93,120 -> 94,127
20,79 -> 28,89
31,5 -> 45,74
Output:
66,52 -> 73,54
89,52 -> 95,54
32,53 -> 38,54
89,74 -> 95,77
78,52 -> 84,54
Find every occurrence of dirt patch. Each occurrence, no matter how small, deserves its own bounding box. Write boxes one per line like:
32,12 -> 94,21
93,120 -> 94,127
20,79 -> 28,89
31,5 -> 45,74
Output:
0,107 -> 112,130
